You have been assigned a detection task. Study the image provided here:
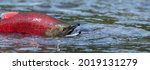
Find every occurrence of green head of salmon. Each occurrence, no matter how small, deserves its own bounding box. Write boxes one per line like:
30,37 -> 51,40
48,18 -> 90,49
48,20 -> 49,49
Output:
45,21 -> 80,37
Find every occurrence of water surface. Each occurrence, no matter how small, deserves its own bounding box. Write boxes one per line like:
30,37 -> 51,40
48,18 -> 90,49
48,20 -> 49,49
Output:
0,0 -> 150,53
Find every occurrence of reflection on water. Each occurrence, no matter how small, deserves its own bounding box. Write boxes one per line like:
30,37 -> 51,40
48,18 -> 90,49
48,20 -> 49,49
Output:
0,0 -> 150,53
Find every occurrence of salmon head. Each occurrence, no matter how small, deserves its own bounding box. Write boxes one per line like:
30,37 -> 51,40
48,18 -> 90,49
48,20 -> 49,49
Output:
45,21 -> 80,37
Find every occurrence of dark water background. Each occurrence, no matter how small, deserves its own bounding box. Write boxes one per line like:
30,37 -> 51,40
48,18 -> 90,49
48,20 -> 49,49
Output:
0,0 -> 150,53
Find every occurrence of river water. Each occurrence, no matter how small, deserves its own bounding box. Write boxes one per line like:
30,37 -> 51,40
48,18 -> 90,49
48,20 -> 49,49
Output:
0,0 -> 150,53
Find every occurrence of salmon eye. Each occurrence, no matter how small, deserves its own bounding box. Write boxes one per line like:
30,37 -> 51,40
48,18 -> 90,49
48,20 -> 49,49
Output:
62,28 -> 66,32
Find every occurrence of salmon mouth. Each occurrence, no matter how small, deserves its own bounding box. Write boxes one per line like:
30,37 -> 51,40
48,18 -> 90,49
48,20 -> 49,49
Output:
64,23 -> 80,35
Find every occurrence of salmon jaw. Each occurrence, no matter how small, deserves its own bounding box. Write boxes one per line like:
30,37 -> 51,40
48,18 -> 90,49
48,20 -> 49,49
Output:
0,12 -> 19,19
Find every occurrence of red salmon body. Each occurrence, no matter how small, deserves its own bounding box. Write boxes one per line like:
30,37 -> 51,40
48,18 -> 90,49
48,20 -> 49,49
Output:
0,12 -> 72,37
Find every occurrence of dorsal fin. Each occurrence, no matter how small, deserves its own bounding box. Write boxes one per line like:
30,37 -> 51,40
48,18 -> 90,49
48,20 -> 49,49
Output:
0,12 -> 19,19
